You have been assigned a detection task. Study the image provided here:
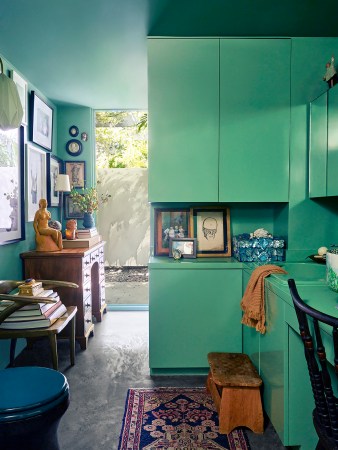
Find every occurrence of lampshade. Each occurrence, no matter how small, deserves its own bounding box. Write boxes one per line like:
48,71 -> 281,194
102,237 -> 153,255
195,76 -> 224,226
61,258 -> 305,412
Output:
0,58 -> 23,131
55,174 -> 71,192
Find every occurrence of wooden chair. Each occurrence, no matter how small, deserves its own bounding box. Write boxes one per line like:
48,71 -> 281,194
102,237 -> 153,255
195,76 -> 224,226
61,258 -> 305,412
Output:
288,279 -> 338,450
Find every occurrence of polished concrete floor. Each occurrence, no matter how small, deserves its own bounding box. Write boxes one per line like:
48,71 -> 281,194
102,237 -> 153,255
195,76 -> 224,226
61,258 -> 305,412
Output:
14,311 -> 286,450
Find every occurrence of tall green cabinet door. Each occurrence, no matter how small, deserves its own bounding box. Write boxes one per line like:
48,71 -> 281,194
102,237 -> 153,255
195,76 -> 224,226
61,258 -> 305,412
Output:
309,92 -> 328,197
327,86 -> 338,196
148,39 -> 219,202
219,39 -> 291,202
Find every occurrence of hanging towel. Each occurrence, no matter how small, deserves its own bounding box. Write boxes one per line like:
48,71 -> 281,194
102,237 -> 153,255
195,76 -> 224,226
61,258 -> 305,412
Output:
241,264 -> 287,334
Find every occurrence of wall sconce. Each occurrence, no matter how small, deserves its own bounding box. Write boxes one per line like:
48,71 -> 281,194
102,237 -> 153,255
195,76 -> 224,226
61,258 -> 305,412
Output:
55,174 -> 71,228
0,57 -> 23,130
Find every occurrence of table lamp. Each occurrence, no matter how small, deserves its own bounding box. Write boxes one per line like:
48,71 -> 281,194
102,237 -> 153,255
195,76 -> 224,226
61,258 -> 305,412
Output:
55,174 -> 71,228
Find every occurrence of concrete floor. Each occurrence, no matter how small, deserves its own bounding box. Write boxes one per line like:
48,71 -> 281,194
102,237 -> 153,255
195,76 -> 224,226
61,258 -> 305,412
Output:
13,311 -> 287,450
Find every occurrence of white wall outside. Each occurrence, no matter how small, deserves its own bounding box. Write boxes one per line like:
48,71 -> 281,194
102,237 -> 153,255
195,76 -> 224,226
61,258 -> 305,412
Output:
96,168 -> 150,267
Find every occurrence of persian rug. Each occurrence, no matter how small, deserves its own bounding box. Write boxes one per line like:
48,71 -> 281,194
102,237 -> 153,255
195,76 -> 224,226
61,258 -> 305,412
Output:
118,387 -> 251,450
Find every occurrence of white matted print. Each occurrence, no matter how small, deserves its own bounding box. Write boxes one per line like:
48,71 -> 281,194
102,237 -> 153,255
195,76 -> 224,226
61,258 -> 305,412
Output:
31,92 -> 53,151
26,144 -> 47,221
196,210 -> 224,252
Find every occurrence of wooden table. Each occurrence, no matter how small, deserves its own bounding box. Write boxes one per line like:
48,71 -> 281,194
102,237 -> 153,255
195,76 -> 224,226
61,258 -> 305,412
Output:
0,306 -> 77,371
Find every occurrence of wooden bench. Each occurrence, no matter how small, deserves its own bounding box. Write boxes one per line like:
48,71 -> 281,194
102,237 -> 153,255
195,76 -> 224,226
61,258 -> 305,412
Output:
207,352 -> 264,434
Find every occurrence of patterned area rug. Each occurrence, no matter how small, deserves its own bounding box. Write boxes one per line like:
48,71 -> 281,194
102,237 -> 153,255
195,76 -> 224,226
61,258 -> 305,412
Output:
118,387 -> 251,449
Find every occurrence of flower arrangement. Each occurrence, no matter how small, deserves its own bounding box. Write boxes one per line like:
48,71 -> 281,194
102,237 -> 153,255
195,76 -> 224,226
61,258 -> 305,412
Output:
70,187 -> 111,214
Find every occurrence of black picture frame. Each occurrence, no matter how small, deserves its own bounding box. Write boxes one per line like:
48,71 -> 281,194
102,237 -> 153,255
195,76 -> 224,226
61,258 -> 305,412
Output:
66,139 -> 83,157
69,125 -> 79,137
154,208 -> 191,256
169,238 -> 197,259
64,194 -> 84,219
47,154 -> 63,207
0,126 -> 25,245
30,91 -> 53,151
65,160 -> 86,189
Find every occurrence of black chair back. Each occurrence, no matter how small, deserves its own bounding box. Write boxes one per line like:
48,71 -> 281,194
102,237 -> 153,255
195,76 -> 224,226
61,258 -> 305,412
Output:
288,279 -> 338,450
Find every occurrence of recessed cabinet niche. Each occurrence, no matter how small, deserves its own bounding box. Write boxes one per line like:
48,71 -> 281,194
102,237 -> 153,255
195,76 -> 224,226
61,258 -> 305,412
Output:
148,38 -> 291,203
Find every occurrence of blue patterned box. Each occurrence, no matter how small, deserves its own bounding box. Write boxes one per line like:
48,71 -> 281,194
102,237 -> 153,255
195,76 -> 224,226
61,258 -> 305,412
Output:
233,233 -> 285,262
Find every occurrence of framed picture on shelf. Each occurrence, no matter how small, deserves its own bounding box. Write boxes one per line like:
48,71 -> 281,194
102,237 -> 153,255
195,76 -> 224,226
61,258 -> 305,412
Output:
64,194 -> 84,219
10,70 -> 28,125
154,208 -> 191,256
31,91 -> 53,151
190,206 -> 231,257
169,238 -> 197,259
26,143 -> 47,222
0,126 -> 25,245
65,160 -> 86,189
47,154 -> 63,207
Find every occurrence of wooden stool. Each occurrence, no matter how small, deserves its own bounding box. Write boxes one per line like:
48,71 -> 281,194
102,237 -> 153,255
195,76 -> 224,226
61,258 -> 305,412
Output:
206,352 -> 264,434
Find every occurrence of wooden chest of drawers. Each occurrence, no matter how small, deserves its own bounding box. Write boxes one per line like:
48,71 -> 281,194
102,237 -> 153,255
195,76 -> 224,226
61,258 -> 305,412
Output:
20,242 -> 107,350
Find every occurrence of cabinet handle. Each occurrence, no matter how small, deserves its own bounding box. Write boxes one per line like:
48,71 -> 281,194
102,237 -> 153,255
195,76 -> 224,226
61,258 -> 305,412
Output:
85,288 -> 90,292
91,256 -> 96,261
85,303 -> 90,308
100,272 -> 104,277
85,261 -> 90,266
85,319 -> 91,323
85,273 -> 90,278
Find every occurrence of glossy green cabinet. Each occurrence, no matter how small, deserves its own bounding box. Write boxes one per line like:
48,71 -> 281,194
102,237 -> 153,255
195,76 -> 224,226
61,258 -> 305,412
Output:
149,259 -> 242,373
148,38 -> 219,202
148,38 -> 291,203
328,86 -> 338,195
309,91 -> 328,197
219,39 -> 291,202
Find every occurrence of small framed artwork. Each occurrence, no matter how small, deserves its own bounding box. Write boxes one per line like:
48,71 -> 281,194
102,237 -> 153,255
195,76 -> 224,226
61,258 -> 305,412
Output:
26,143 -> 47,222
47,155 -> 63,207
69,125 -> 79,137
154,208 -> 191,256
169,238 -> 197,259
66,139 -> 82,157
190,206 -> 231,257
10,71 -> 28,125
31,91 -> 53,151
64,194 -> 84,219
65,161 -> 86,189
0,126 -> 25,245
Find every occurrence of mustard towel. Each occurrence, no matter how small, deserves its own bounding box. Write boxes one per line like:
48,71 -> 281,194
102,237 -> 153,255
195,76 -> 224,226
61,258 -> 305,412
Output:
241,264 -> 287,334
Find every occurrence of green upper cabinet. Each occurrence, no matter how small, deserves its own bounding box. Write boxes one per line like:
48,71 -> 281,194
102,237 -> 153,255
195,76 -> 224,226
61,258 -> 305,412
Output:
309,92 -> 328,198
328,86 -> 338,196
219,39 -> 291,202
148,38 -> 219,202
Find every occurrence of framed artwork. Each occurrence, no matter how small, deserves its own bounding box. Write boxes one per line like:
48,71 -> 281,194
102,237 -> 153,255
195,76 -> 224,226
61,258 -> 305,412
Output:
10,71 -> 28,125
65,161 -> 86,189
26,143 -> 47,222
0,126 -> 25,245
154,208 -> 190,256
47,154 -> 63,207
64,194 -> 84,219
69,125 -> 79,137
190,206 -> 231,257
31,91 -> 53,151
66,139 -> 82,156
169,238 -> 197,259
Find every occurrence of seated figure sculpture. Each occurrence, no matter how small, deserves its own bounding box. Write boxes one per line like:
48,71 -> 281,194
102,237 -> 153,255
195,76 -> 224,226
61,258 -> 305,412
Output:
33,198 -> 63,251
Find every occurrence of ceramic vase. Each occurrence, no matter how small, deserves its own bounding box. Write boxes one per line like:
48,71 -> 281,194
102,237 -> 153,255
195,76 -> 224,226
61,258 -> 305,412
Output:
83,212 -> 95,229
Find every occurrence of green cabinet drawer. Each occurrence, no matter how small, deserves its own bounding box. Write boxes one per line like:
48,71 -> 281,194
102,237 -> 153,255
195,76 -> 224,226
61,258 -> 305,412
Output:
309,91 -> 328,197
148,38 -> 219,202
219,39 -> 291,202
149,266 -> 242,371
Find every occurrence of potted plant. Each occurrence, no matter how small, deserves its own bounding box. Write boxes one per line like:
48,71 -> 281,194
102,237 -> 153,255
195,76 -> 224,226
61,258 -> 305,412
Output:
70,186 -> 111,228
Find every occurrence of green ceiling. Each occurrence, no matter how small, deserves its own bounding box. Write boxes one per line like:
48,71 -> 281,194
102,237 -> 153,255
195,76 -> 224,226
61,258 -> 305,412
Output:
0,0 -> 337,109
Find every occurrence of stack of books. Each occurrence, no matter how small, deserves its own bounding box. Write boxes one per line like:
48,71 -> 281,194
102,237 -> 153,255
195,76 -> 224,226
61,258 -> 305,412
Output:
77,227 -> 98,238
0,288 -> 67,330
62,227 -> 101,248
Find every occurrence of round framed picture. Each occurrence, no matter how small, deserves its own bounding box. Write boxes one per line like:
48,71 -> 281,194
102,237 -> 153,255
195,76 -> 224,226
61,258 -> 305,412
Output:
66,139 -> 83,156
69,125 -> 79,137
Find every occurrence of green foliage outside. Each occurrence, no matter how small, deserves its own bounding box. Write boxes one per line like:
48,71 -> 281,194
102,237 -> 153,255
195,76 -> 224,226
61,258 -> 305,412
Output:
95,111 -> 148,169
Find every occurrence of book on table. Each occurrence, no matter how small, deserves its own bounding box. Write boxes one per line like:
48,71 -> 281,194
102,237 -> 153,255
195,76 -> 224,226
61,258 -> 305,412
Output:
0,298 -> 61,318
62,234 -> 101,248
0,289 -> 59,311
76,227 -> 98,238
0,303 -> 67,329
